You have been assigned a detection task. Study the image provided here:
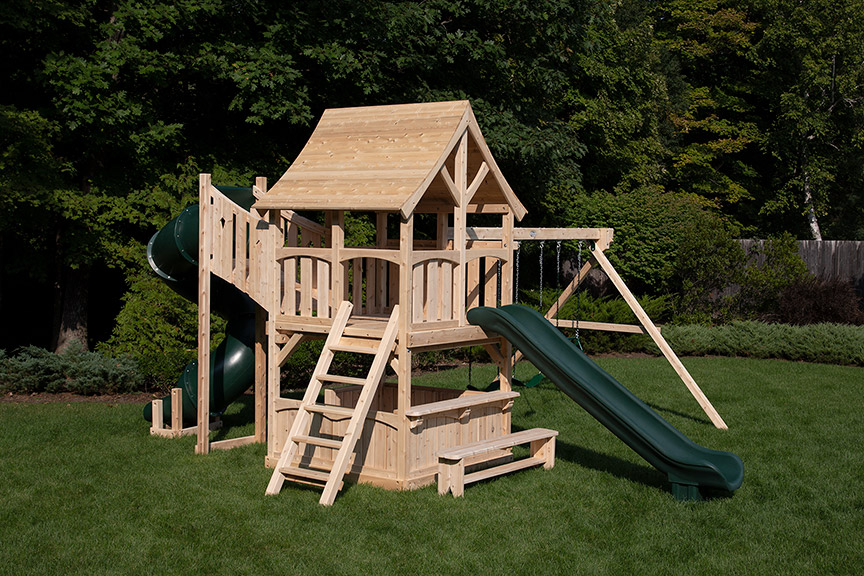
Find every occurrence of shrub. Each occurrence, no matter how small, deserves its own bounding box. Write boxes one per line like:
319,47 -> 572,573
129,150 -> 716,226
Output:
0,343 -> 143,395
98,271 -> 225,392
520,288 -> 671,354
654,322 -> 864,366
566,188 -> 720,294
738,233 -> 810,320
779,277 -> 864,325
673,216 -> 745,324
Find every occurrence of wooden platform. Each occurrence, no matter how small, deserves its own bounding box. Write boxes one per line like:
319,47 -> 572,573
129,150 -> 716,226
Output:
274,314 -> 502,352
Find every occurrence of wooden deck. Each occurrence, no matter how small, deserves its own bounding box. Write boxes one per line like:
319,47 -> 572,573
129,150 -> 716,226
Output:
274,314 -> 501,351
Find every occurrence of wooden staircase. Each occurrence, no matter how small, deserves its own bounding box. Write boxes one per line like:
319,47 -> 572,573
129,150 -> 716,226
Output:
266,301 -> 400,506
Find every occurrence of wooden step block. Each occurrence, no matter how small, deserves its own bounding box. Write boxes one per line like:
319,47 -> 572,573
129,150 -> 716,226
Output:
292,434 -> 343,450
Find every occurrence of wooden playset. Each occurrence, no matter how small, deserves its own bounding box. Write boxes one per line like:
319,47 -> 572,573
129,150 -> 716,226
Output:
150,101 -> 727,505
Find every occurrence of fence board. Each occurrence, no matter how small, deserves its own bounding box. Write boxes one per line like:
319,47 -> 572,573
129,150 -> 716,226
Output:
739,239 -> 864,287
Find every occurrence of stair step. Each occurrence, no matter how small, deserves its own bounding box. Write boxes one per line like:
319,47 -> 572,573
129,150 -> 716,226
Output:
304,404 -> 356,418
292,434 -> 344,450
279,466 -> 331,483
317,374 -> 367,386
330,343 -> 378,355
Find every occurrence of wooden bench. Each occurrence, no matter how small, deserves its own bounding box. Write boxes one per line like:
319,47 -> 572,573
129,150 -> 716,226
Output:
437,428 -> 558,497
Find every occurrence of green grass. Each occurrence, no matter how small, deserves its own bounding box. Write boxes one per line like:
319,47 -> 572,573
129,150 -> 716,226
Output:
1,357 -> 863,575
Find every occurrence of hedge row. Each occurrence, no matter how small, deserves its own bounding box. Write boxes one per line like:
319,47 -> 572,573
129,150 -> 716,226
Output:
656,322 -> 864,366
0,343 -> 142,395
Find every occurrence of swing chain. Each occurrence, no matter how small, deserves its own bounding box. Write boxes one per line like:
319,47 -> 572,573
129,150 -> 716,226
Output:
539,241 -> 545,310
555,240 -> 562,327
575,240 -> 584,348
514,243 -> 520,304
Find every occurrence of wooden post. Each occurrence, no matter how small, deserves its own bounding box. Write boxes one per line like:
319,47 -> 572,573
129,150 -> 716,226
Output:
396,213 -> 414,484
266,208 -> 281,461
591,247 -> 728,430
196,174 -> 212,455
454,131 -> 468,326
170,387 -> 183,433
254,177 -> 267,444
501,211 -> 514,306
331,211 -> 345,313
377,213 -> 388,310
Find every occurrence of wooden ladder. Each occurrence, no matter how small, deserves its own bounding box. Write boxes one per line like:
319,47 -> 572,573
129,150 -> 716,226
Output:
266,301 -> 400,506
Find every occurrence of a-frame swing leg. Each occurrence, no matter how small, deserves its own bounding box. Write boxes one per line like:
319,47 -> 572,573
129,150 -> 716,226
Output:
590,247 -> 728,430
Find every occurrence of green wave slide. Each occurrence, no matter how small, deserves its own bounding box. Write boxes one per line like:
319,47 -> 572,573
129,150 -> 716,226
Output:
467,304 -> 744,501
142,187 -> 257,425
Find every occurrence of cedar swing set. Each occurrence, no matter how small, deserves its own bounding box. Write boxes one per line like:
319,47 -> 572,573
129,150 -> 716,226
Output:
148,101 -> 729,505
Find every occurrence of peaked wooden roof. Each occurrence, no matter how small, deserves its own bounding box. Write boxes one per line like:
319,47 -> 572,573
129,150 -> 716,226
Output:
253,100 -> 526,219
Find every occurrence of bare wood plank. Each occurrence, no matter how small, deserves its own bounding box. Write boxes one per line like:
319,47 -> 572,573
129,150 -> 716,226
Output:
501,211 -> 514,306
466,257 -> 480,310
441,260 -> 454,321
412,250 -> 460,265
406,391 -> 519,418
428,260 -> 440,321
285,223 -> 298,316
211,435 -> 257,451
317,259 -> 330,318
465,161 -> 489,203
300,257 -> 313,316
339,248 -> 401,264
170,387 -> 183,433
352,259 -> 363,313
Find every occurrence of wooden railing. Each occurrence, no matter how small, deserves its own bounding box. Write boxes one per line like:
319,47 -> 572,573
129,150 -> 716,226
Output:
204,184 -> 275,307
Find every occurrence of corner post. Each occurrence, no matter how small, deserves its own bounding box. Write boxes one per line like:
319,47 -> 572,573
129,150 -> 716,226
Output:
253,176 -> 268,444
196,173 -> 212,455
396,213 -> 414,484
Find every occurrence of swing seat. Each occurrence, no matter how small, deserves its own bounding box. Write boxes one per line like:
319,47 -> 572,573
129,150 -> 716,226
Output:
524,373 -> 545,388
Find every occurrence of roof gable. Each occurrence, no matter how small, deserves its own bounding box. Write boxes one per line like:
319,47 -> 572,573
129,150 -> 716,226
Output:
254,101 -> 526,219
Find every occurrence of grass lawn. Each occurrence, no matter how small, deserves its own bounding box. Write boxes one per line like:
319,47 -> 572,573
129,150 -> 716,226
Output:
1,357 -> 862,575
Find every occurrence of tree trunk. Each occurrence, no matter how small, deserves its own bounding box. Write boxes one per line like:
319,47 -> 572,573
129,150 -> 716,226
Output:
800,140 -> 823,241
802,170 -> 823,241
54,265 -> 91,353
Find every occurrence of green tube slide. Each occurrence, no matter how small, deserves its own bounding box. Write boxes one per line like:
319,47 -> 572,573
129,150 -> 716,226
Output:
142,187 -> 257,426
467,304 -> 744,500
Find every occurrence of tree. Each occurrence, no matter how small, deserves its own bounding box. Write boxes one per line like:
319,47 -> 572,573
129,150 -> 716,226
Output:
564,0 -> 671,201
654,0 -> 763,221
0,0 -> 313,351
750,0 -> 864,239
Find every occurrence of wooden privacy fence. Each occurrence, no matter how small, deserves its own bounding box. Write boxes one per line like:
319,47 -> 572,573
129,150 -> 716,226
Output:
740,240 -> 864,287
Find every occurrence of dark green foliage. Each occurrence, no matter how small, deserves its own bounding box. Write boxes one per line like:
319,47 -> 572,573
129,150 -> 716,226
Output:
568,188 -> 718,293
3,0 -> 864,376
0,343 -> 142,395
657,322 -> 864,366
97,271 -> 225,392
779,277 -> 864,325
738,233 -> 810,319
673,216 -> 746,324
520,288 -> 672,354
